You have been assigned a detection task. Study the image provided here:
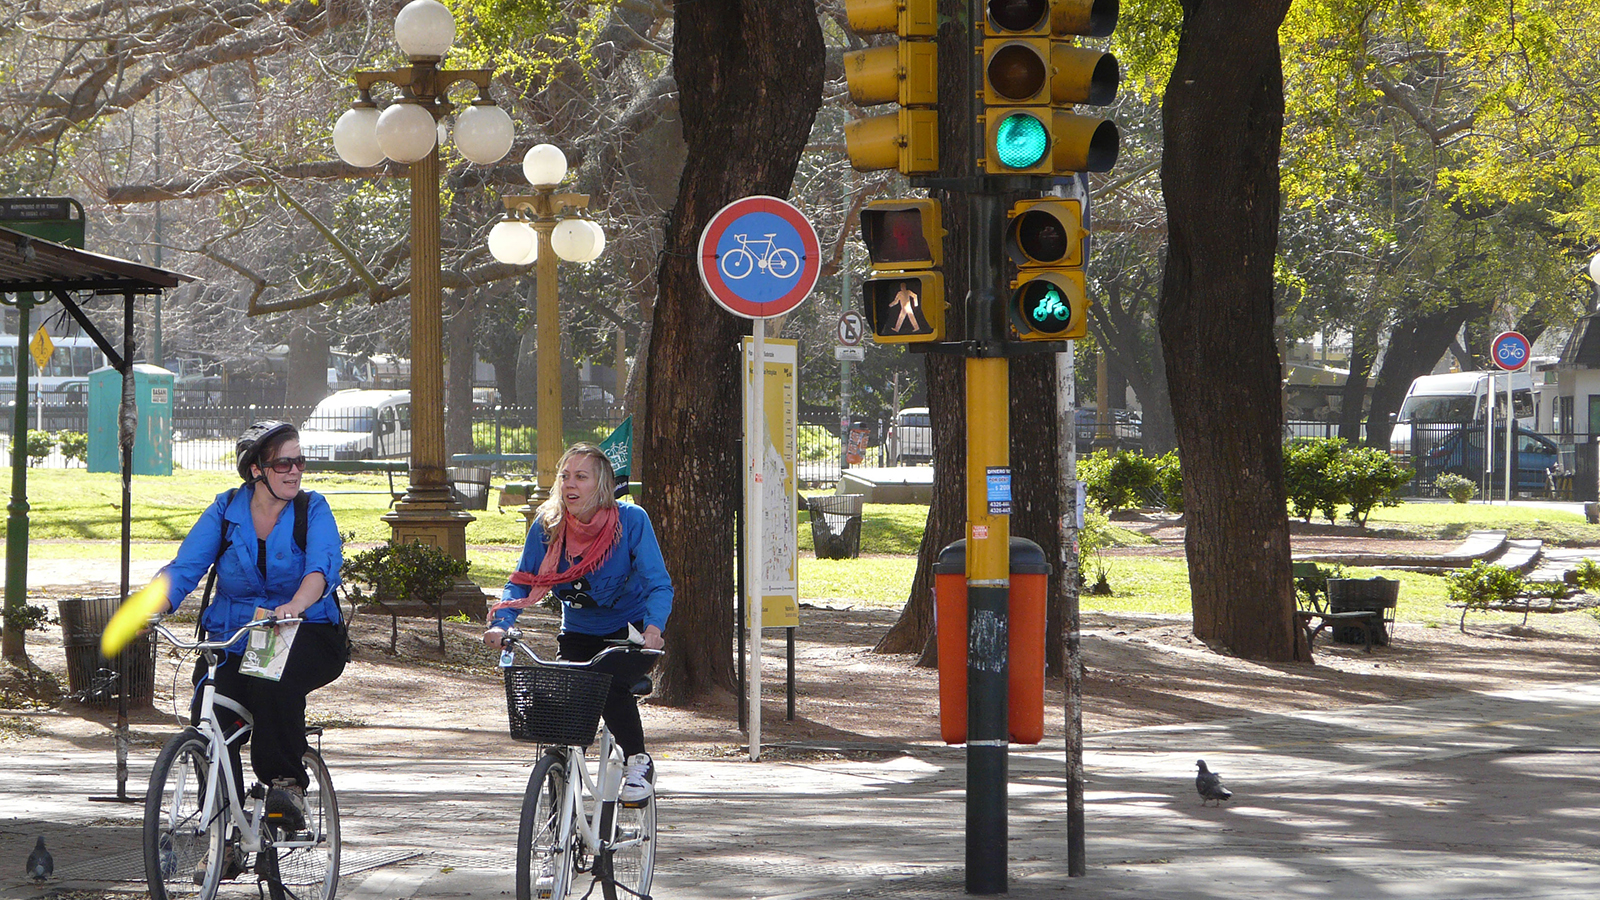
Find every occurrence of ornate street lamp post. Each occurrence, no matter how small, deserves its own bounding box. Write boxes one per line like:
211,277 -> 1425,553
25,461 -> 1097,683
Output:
331,0 -> 514,563
487,144 -> 605,507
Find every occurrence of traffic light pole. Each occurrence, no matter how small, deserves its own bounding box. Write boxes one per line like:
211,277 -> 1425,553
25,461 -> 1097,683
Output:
965,189 -> 1011,895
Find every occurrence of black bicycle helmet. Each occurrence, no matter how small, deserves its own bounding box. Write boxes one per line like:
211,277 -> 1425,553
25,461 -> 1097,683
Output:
236,420 -> 298,481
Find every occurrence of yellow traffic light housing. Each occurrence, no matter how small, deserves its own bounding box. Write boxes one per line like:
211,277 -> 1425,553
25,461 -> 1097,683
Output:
1005,198 -> 1090,341
978,0 -> 1121,177
843,0 -> 940,174
860,199 -> 947,344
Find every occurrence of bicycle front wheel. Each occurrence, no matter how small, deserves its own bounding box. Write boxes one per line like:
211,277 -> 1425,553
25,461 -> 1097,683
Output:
145,728 -> 225,900
261,747 -> 341,900
518,752 -> 574,900
602,798 -> 655,900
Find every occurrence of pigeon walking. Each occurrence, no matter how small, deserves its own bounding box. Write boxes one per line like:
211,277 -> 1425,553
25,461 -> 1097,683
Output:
1196,759 -> 1233,806
26,836 -> 53,882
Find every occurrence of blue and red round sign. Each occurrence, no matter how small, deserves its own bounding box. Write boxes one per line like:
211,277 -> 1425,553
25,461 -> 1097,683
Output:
1491,331 -> 1530,371
697,196 -> 821,319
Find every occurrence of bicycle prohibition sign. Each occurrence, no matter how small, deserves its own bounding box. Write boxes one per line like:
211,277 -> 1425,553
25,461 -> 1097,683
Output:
718,233 -> 801,280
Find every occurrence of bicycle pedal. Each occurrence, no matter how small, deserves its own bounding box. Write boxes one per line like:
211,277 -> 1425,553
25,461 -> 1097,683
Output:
619,797 -> 651,809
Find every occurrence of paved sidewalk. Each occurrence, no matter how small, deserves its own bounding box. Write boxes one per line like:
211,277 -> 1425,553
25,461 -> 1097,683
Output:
6,681 -> 1600,899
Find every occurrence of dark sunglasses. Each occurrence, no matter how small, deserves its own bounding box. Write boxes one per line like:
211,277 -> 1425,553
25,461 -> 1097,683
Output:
265,456 -> 308,474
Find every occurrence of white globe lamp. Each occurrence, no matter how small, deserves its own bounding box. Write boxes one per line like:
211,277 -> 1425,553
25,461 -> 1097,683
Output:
1590,252 -> 1600,286
333,106 -> 385,167
552,218 -> 605,263
454,103 -> 514,165
394,0 -> 456,59
488,220 -> 538,265
375,101 -> 437,163
523,143 -> 567,186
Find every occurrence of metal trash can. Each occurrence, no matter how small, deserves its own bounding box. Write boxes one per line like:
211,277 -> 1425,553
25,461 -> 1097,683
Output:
448,466 -> 492,510
1327,577 -> 1400,645
808,494 -> 864,559
58,596 -> 155,707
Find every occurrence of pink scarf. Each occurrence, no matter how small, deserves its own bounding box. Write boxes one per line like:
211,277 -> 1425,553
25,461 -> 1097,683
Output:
489,505 -> 621,616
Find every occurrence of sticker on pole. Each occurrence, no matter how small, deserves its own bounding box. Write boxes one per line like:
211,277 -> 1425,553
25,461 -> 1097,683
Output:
1491,331 -> 1530,371
697,196 -> 821,320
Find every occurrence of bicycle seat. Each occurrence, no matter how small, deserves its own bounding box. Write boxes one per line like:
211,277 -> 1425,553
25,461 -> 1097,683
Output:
627,676 -> 652,697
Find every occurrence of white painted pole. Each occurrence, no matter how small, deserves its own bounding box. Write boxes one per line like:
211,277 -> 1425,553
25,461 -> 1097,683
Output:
748,319 -> 765,761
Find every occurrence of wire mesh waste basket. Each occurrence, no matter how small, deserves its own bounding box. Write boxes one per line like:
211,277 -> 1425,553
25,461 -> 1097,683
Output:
1327,577 -> 1400,645
58,596 -> 155,707
448,466 -> 492,510
808,493 -> 864,559
503,665 -> 613,747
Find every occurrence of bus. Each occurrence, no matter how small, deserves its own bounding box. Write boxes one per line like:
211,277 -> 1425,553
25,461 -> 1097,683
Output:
0,333 -> 112,401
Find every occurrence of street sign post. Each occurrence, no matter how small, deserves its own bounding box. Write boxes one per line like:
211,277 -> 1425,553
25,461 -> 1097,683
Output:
698,196 -> 819,763
1490,331 -> 1531,504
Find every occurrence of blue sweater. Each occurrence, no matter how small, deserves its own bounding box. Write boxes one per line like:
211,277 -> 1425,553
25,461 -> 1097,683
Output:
160,487 -> 344,649
492,503 -> 673,636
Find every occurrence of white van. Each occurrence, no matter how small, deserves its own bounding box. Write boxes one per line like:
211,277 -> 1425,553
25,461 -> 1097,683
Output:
889,407 -> 933,465
299,389 -> 412,460
1390,371 -> 1537,462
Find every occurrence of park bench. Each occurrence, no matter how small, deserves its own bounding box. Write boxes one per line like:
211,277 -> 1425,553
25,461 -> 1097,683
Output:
309,459 -> 409,506
1293,562 -> 1386,653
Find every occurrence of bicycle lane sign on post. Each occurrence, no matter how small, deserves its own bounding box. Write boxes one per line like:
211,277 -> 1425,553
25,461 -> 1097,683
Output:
1491,331 -> 1531,504
697,196 -> 820,762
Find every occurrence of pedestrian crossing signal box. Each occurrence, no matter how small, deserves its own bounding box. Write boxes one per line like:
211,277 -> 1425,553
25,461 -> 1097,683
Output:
859,199 -> 946,344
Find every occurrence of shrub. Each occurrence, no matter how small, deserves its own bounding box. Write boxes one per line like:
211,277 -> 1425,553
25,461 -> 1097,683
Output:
1153,450 -> 1183,512
1334,445 -> 1411,526
1433,471 -> 1477,503
1078,448 -> 1160,512
1077,509 -> 1114,594
57,431 -> 88,466
1571,558 -> 1600,593
342,538 -> 472,655
1283,437 -> 1345,523
1445,561 -> 1523,633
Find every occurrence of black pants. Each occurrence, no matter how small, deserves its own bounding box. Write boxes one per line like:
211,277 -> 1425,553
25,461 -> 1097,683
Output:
192,622 -> 346,791
558,625 -> 658,759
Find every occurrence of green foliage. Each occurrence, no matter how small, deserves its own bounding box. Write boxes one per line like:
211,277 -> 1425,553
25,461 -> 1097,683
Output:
1078,449 -> 1161,512
1335,445 -> 1411,526
1445,561 -> 1523,632
1153,451 -> 1184,512
56,431 -> 87,465
342,538 -> 472,655
1433,472 -> 1477,504
1283,437 -> 1345,523
1293,562 -> 1347,609
1078,509 -> 1115,594
1572,558 -> 1600,593
24,430 -> 52,466
472,422 -> 534,454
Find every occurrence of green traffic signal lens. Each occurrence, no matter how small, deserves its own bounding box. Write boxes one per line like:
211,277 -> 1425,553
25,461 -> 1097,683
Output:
994,113 -> 1049,170
1019,280 -> 1074,334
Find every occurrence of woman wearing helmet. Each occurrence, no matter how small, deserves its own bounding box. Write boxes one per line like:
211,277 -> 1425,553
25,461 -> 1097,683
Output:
156,420 -> 346,854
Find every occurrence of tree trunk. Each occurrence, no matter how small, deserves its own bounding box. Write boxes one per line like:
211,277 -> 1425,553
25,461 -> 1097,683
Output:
1158,0 -> 1301,662
645,0 -> 823,704
285,316 -> 329,410
445,289 -> 476,458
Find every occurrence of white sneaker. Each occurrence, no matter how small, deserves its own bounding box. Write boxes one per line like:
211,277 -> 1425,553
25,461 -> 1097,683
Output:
619,753 -> 653,807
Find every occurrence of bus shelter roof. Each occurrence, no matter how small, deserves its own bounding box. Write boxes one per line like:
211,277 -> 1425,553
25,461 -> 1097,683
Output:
0,225 -> 191,294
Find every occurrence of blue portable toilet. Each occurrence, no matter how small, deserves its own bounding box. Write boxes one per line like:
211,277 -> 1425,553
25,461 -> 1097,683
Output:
88,364 -> 174,475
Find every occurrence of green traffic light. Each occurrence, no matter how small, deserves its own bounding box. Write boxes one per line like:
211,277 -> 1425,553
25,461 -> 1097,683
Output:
993,112 -> 1049,169
1020,280 -> 1073,334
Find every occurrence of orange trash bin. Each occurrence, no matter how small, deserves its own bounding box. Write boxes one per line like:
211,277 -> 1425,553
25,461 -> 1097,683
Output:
934,537 -> 1051,745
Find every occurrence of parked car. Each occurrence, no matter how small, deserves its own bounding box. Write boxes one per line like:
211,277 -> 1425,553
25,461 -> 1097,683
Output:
888,406 -> 932,465
299,389 -> 412,460
1421,424 -> 1560,494
1074,408 -> 1142,451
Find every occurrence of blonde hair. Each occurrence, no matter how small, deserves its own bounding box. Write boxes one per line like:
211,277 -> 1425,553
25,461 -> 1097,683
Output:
535,443 -> 618,539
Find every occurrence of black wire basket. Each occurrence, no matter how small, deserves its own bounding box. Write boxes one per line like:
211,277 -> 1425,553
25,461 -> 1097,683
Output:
503,665 -> 612,747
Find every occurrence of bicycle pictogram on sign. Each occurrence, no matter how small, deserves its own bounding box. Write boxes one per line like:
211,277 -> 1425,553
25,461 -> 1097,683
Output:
719,233 -> 801,281
1491,331 -> 1530,371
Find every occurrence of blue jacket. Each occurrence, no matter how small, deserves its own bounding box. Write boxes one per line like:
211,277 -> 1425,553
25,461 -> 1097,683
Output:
160,487 -> 344,650
492,502 -> 673,636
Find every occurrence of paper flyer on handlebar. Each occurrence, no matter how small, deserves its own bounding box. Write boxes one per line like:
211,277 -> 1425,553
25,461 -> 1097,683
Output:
240,609 -> 297,681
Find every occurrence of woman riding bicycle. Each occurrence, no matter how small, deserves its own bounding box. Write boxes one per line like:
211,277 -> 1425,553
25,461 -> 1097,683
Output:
483,442 -> 673,805
157,421 -> 347,846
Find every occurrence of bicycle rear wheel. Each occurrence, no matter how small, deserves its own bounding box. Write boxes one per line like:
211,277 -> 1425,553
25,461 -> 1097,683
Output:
145,728 -> 225,900
517,751 -> 574,900
600,798 -> 655,900
261,747 -> 341,900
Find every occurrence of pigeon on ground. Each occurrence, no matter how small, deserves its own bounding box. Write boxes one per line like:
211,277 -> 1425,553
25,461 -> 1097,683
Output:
1196,759 -> 1233,806
26,836 -> 53,882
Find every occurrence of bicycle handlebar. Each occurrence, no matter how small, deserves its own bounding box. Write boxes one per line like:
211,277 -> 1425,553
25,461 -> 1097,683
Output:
498,628 -> 662,667
151,616 -> 306,652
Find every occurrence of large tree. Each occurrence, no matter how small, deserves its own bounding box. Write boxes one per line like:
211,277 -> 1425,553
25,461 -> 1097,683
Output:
1158,0 -> 1301,661
644,0 -> 824,703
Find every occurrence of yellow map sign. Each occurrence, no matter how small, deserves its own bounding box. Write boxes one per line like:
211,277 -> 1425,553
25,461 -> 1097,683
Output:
28,327 -> 53,371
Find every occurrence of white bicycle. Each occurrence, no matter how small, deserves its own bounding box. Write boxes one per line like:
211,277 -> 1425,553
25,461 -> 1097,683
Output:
498,629 -> 662,900
718,233 -> 801,281
143,617 -> 340,900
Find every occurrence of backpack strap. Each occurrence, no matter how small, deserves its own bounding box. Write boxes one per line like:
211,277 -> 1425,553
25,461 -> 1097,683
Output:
194,488 -> 239,639
293,491 -> 309,553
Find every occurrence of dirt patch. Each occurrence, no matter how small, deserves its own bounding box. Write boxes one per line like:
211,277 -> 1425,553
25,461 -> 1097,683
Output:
7,528 -> 1600,761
